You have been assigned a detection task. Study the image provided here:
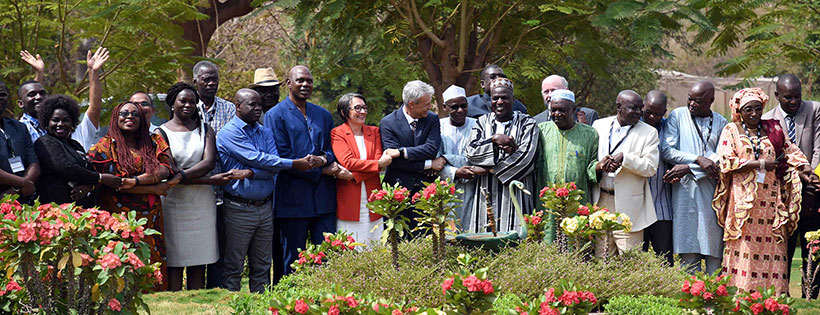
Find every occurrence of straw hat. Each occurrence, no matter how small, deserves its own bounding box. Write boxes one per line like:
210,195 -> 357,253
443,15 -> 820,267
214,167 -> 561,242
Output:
249,68 -> 281,88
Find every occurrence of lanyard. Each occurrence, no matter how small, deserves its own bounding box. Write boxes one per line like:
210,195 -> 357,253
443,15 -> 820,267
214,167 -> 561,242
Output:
691,114 -> 713,156
742,122 -> 762,159
0,127 -> 17,158
608,121 -> 632,155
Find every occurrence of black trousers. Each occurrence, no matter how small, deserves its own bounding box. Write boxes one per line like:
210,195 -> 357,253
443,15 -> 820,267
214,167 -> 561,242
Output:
206,203 -> 227,289
786,188 -> 820,298
643,220 -> 674,266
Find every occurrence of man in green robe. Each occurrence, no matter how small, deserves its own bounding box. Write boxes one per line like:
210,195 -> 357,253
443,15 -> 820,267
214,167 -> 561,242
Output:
535,89 -> 599,242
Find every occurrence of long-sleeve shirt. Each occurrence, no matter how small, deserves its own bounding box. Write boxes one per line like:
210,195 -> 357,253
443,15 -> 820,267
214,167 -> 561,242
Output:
439,117 -> 478,230
645,118 -> 672,221
216,116 -> 292,201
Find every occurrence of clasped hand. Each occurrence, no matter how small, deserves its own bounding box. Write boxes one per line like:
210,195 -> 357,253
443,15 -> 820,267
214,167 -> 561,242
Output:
492,134 -> 517,153
597,153 -> 624,173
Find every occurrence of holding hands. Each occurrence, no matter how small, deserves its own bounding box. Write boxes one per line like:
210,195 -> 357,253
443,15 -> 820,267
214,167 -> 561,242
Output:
492,134 -> 517,153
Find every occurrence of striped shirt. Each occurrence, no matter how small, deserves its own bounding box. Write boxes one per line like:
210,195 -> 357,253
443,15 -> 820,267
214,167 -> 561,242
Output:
647,118 -> 672,221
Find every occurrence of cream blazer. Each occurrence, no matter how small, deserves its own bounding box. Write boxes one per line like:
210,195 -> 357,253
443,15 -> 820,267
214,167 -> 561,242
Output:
591,116 -> 659,232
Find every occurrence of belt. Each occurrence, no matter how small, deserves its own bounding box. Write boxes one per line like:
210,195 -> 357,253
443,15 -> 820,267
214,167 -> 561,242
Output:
600,188 -> 615,195
225,194 -> 272,207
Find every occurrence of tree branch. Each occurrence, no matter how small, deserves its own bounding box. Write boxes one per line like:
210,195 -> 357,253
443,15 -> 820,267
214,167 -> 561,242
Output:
456,0 -> 470,73
476,0 -> 522,50
409,0 -> 445,47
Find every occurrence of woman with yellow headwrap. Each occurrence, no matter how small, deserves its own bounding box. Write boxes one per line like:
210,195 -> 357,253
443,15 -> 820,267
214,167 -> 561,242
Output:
712,87 -> 814,294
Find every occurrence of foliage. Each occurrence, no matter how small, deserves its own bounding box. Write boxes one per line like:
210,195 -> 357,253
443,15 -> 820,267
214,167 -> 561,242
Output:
0,0 -> 201,117
734,288 -> 795,315
441,253 -> 496,314
521,211 -> 547,243
676,271 -> 737,313
805,229 -> 820,300
539,183 -> 583,218
366,182 -> 412,269
559,204 -> 631,254
412,178 -> 461,262
509,280 -> 598,315
290,231 -> 363,273
604,295 -> 683,315
0,196 -> 161,314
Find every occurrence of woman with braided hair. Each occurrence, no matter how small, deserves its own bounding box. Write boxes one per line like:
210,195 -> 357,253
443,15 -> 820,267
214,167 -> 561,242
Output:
88,100 -> 181,291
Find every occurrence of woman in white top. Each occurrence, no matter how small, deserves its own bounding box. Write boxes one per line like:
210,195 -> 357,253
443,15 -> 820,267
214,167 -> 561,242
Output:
330,93 -> 400,246
158,82 -> 244,291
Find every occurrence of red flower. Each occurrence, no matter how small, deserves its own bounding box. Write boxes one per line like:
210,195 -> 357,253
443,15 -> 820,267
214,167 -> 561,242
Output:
524,216 -> 530,223
17,222 -> 36,243
99,253 -> 122,270
294,299 -> 309,314
328,305 -> 340,315
346,236 -> 355,243
324,234 -> 332,243
569,182 -> 577,190
779,303 -> 790,315
555,188 -> 569,197
393,190 -> 406,202
481,280 -> 494,294
531,216 -> 542,225
391,310 -> 403,315
733,300 -> 741,312
462,275 -> 482,292
750,303 -> 764,315
411,193 -> 421,203
559,291 -> 580,305
538,303 -> 559,315
442,277 -> 454,295
584,291 -> 597,304
716,285 -> 728,296
422,184 -> 437,199
108,298 -> 122,311
449,186 -> 456,194
702,292 -> 713,300
126,252 -> 145,268
5,280 -> 21,292
331,240 -> 343,247
764,298 -> 778,312
539,187 -> 549,198
750,292 -> 762,300
689,281 -> 705,296
577,206 -> 590,216
345,296 -> 358,308
544,287 -> 556,303
681,280 -> 690,293
269,307 -> 279,315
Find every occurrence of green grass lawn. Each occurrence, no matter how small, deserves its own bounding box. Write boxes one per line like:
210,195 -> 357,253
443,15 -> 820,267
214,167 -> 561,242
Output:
141,250 -> 820,314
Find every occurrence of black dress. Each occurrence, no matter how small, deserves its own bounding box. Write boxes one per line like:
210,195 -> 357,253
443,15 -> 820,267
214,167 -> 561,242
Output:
33,134 -> 99,207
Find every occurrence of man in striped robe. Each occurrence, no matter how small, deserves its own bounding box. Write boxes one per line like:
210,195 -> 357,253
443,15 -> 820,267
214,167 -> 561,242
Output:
465,77 -> 538,233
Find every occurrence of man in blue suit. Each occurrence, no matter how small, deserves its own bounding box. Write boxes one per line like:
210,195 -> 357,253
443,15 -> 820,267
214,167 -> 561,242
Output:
265,65 -> 337,276
380,80 -> 443,234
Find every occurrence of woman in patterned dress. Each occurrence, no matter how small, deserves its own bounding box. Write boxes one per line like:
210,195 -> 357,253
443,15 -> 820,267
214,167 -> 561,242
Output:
713,88 -> 814,294
88,101 -> 181,291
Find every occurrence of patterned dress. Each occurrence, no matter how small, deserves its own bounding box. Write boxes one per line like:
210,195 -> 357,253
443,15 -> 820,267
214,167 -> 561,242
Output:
713,121 -> 807,294
88,134 -> 173,291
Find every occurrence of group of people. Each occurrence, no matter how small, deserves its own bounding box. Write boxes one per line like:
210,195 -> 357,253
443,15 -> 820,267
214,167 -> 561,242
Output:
1,48 -> 818,297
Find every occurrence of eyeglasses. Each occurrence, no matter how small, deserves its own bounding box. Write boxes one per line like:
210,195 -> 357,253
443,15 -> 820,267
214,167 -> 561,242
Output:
448,103 -> 468,111
136,101 -> 153,108
352,105 -> 368,112
118,111 -> 140,118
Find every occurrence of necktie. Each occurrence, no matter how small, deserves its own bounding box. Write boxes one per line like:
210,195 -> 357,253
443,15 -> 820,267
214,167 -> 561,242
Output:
786,116 -> 796,143
410,120 -> 418,132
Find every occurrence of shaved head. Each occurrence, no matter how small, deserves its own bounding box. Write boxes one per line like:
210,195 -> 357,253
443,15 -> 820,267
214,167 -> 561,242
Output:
616,90 -> 643,126
776,74 -> 803,115
643,90 -> 667,127
690,81 -> 715,98
776,74 -> 801,90
688,80 -> 715,117
286,65 -> 314,102
235,88 -> 258,104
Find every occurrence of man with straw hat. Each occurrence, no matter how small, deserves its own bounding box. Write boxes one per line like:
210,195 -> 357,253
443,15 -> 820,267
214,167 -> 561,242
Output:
250,68 -> 281,125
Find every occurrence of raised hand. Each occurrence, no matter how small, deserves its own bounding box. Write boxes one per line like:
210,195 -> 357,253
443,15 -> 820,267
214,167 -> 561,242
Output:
20,50 -> 44,73
86,47 -> 110,72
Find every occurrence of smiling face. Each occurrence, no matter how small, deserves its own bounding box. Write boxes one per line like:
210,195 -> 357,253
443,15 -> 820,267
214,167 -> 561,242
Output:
346,97 -> 368,126
18,83 -> 47,117
445,96 -> 468,126
491,87 -> 514,121
287,67 -> 314,101
117,103 -> 142,133
616,92 -> 643,126
47,108 -> 74,140
173,89 -> 198,121
407,93 -> 432,119
740,100 -> 764,128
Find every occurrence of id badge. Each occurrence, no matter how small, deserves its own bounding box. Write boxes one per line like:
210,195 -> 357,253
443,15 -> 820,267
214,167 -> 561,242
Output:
8,156 -> 23,173
756,170 -> 766,183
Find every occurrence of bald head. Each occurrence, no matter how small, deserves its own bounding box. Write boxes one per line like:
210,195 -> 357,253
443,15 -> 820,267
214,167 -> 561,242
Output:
235,88 -> 262,124
541,75 -> 569,105
643,90 -> 667,127
688,80 -> 715,117
286,65 -> 314,102
235,88 -> 258,103
776,74 -> 802,115
616,90 -> 643,126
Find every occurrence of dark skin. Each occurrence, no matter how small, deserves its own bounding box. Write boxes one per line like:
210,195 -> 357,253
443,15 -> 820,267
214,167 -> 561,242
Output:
17,82 -> 47,118
666,81 -> 720,181
286,65 -> 314,111
193,66 -> 219,109
253,85 -> 280,113
437,96 -> 484,179
596,91 -> 642,173
0,85 -> 39,196
775,74 -> 802,116
160,89 -> 250,185
115,103 -> 177,196
480,67 -> 506,95
490,87 -> 517,153
550,99 -> 576,131
235,89 -> 314,172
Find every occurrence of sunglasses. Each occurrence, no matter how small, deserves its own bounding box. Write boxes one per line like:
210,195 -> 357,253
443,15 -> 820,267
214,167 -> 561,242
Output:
118,111 -> 140,118
448,103 -> 468,111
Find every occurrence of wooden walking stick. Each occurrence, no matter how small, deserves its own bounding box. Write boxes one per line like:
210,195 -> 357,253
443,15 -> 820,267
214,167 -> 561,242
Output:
481,188 -> 497,237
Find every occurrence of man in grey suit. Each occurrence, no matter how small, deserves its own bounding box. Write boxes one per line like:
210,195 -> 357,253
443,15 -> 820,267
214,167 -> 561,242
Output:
533,75 -> 598,125
761,73 -> 820,298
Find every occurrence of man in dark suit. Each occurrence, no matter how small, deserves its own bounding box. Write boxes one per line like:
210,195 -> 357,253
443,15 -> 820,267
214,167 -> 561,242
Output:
761,74 -> 820,298
466,64 -> 528,118
380,80 -> 443,234
533,74 -> 598,125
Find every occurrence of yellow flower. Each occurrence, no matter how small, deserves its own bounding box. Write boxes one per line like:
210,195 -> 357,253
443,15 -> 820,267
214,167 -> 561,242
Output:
806,230 -> 820,241
560,217 -> 579,234
619,213 -> 632,232
589,211 -> 605,230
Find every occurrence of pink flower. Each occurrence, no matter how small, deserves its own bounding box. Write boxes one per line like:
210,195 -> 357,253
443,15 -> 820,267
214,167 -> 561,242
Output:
539,303 -> 559,315
411,193 -> 421,203
569,182 -> 577,190
327,305 -> 340,315
584,291 -> 597,304
702,292 -> 713,300
531,216 -> 542,225
764,297 -> 778,311
544,288 -> 556,303
481,280 -> 494,294
750,292 -> 762,300
331,240 -> 343,247
716,285 -> 728,296
99,253 -> 122,270
422,184 -> 436,199
690,281 -> 705,296
5,280 -> 21,292
345,296 -> 358,308
393,190 -> 406,202
577,206 -> 590,216
539,187 -> 549,198
750,303 -> 764,315
3,213 -> 16,221
126,252 -> 145,268
153,268 -> 163,284
17,222 -> 36,243
269,307 -> 279,315
779,303 -> 790,315
346,236 -> 355,243
294,299 -> 309,314
108,298 -> 121,311
449,186 -> 456,194
79,253 -> 93,266
559,291 -> 580,305
555,188 -> 569,197
462,275 -> 482,292
442,277 -> 454,295
392,310 -> 403,315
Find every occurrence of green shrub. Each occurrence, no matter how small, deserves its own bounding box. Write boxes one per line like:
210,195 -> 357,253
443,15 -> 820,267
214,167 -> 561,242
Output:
605,295 -> 684,315
272,239 -> 686,308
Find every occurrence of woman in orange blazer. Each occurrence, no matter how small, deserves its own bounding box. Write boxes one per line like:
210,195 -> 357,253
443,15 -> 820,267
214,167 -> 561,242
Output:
331,93 -> 400,246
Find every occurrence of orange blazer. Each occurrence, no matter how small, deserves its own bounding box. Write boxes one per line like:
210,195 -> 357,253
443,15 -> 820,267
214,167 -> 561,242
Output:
330,123 -> 383,222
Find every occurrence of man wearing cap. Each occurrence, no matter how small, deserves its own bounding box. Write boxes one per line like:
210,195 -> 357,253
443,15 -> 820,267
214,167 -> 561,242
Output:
535,89 -> 599,242
465,77 -> 538,233
437,85 -> 482,231
466,64 -> 528,118
249,68 -> 281,125
533,75 -> 598,125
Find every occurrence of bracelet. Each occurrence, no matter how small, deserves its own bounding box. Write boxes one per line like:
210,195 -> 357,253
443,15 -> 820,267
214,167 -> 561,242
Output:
133,176 -> 140,186
759,160 -> 765,171
179,170 -> 187,180
98,173 -> 103,183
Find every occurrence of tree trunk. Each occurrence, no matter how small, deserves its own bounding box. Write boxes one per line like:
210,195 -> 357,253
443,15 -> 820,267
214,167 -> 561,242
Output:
390,229 -> 399,269
438,222 -> 446,262
431,224 -> 439,261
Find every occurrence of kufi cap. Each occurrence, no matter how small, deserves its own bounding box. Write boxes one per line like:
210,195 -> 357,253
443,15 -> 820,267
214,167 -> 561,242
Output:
551,89 -> 575,103
489,77 -> 514,91
442,85 -> 466,104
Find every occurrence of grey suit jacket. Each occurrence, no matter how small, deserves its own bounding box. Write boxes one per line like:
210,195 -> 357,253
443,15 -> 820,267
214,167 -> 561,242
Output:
533,106 -> 598,125
762,100 -> 820,168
